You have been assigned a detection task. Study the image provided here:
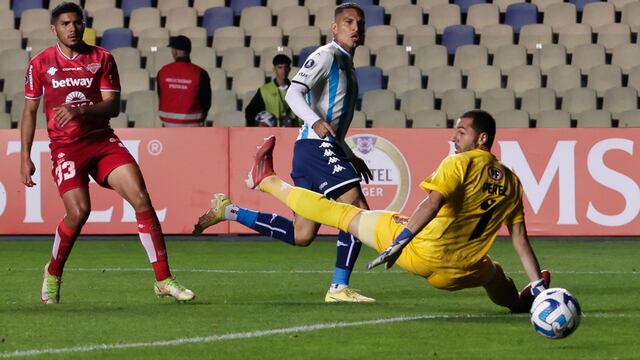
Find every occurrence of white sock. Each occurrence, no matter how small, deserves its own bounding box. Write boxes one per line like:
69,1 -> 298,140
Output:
225,204 -> 239,221
329,283 -> 348,293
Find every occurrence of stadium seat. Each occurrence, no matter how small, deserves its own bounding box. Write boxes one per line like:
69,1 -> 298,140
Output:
428,4 -> 461,34
128,7 -> 161,37
504,3 -> 538,34
298,45 -> 319,67
221,47 -> 255,76
418,0 -> 449,13
99,28 -> 133,51
493,44 -> 527,73
0,29 -> 22,53
2,72 -> 24,99
0,113 -> 11,129
612,44 -> 640,75
535,110 -> 571,127
375,45 -> 409,75
351,110 -> 367,128
494,109 -> 530,128
453,45 -> 488,75
239,6 -> 272,36
575,110 -> 612,127
210,90 -> 238,117
603,87 -> 638,120
365,25 -> 398,54
588,64 -> 622,97
441,88 -> 476,120
165,7 -> 197,36
571,44 -> 605,75
194,0 -> 226,16
232,67 -> 266,98
212,110 -> 245,126
12,0 -> 43,18
212,26 -> 245,54
610,0 -> 636,12
126,90 -> 160,127
454,0 -> 486,13
542,2 -> 576,32
370,110 -> 407,128
521,88 -> 557,118
111,47 -> 142,70
492,0 -> 524,13
92,8 -> 124,36
562,87 -> 597,115
507,65 -> 541,96
442,25 -> 475,55
533,0 -> 565,13
628,66 -> 640,94
266,0 -> 297,16
249,26 -> 283,53
557,23 -> 592,54
287,26 -> 320,55
145,47 -> 173,75
120,68 -> 151,99
84,0 -> 116,16
361,89 -> 396,118
313,5 -> 335,37
363,5 -> 385,29
532,44 -> 566,76
402,25 -> 437,50
157,0 -> 188,16
567,0 -> 599,12
480,88 -> 516,116
400,89 -> 436,119
231,0 -> 262,17
259,46 -> 292,72
596,23 -> 631,52
178,27 -> 208,48
479,24 -> 514,54
379,0 -> 412,12
0,92 -> 5,114
83,27 -> 97,45
342,0 -> 374,6
617,110 -> 640,127
466,4 -> 499,33
466,65 -> 502,96
389,5 -> 423,35
386,65 -> 422,97
356,66 -> 384,100
0,9 -> 14,30
208,67 -> 228,91
49,0 -> 80,10
582,2 -> 615,31
203,7 -> 234,36
10,92 -> 25,125
136,27 -> 170,57
621,2 -> 640,34
414,44 -> 448,74
304,0 -> 336,16
546,65 -> 581,97
20,9 -> 50,36
121,0 -> 152,17
427,66 -> 463,98
518,24 -> 552,53
110,113 -> 129,128
411,109 -> 447,128
277,6 -> 310,36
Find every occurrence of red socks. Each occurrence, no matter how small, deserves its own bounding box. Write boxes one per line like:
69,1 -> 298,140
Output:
136,208 -> 171,281
48,220 -> 78,277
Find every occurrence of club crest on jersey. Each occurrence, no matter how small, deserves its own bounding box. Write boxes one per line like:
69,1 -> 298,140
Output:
487,166 -> 504,182
47,67 -> 58,76
86,63 -> 101,74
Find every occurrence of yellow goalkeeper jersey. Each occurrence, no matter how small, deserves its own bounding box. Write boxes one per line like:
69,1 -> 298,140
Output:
411,148 -> 525,270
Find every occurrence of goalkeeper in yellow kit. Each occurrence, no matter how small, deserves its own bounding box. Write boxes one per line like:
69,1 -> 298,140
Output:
195,110 -> 550,311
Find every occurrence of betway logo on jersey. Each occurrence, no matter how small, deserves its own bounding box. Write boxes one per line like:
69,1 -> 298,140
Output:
51,77 -> 93,89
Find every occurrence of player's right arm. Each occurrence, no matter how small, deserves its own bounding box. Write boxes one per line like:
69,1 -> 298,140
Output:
20,98 -> 40,187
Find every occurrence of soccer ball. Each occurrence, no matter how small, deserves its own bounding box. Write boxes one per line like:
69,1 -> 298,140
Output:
530,288 -> 582,339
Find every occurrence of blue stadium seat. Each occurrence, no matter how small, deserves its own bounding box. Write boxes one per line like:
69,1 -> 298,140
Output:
13,0 -> 43,18
230,0 -> 262,17
356,66 -> 384,99
100,28 -> 133,51
362,5 -> 384,29
504,3 -> 538,34
340,0 -> 374,6
568,0 -> 601,12
298,45 -> 319,67
121,0 -> 152,17
203,7 -> 234,36
454,0 -> 487,14
442,25 -> 475,55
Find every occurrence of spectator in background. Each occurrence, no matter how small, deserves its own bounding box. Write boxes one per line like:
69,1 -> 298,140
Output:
157,35 -> 211,127
244,54 -> 300,127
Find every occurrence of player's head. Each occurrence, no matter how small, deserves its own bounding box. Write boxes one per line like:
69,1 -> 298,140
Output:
451,110 -> 496,153
50,2 -> 85,48
272,54 -> 292,83
332,3 -> 365,54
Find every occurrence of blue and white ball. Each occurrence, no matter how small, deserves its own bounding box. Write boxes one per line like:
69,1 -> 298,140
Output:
530,288 -> 581,339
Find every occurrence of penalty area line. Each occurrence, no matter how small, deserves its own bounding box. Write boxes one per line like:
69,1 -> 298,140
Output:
0,314 -> 521,358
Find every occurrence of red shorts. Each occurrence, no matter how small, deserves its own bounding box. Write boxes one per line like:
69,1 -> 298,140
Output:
49,133 -> 136,196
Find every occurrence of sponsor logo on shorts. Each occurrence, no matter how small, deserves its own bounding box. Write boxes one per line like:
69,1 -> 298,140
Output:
347,134 -> 411,212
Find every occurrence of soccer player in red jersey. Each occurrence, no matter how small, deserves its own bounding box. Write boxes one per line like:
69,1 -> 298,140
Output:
20,2 -> 194,304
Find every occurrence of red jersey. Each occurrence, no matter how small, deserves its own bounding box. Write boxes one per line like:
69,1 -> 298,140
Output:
24,43 -> 121,143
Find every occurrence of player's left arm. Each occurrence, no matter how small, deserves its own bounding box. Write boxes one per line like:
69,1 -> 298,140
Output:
508,220 -> 546,295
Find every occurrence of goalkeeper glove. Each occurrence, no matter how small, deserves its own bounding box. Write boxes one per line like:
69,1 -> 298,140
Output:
366,227 -> 414,270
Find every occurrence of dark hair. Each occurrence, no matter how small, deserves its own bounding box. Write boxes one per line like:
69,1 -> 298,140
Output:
335,2 -> 364,19
51,2 -> 84,24
461,110 -> 496,149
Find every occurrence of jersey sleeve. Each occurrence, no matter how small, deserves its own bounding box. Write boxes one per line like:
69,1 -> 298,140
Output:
100,54 -> 120,92
24,60 -> 43,99
291,48 -> 332,91
419,155 -> 464,198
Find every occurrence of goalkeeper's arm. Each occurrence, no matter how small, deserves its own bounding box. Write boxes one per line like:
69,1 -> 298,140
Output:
367,191 -> 446,270
509,221 -> 546,295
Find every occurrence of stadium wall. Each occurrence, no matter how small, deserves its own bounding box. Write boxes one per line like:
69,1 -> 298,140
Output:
0,127 -> 638,236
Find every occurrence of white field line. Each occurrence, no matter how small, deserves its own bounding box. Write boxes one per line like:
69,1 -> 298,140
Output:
3,267 -> 639,275
0,312 -> 634,358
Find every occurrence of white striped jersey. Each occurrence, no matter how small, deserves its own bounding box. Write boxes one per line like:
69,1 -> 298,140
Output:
291,41 -> 359,142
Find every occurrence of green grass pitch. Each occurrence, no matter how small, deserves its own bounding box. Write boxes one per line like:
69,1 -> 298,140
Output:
1,237 -> 639,359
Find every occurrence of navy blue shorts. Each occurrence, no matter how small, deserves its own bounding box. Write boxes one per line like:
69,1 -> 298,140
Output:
291,139 -> 361,198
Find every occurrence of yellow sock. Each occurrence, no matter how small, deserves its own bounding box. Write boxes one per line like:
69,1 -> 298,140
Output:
259,175 -> 360,232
